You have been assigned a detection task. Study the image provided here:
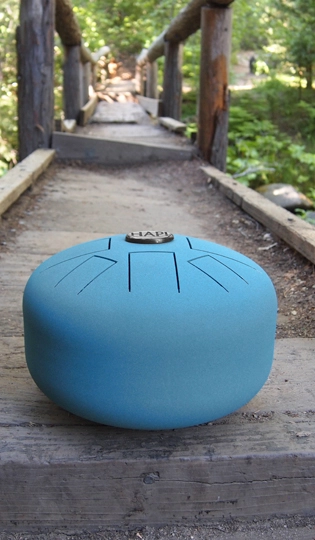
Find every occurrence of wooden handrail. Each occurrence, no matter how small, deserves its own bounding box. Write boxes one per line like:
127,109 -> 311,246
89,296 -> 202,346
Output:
137,0 -> 234,66
136,0 -> 235,171
17,0 -> 110,160
56,0 -> 110,65
55,0 -> 81,46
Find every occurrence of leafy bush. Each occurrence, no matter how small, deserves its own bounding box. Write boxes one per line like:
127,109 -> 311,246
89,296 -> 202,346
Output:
227,102 -> 315,204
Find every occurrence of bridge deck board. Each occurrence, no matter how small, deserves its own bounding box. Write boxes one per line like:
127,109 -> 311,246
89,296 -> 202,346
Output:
0,162 -> 314,528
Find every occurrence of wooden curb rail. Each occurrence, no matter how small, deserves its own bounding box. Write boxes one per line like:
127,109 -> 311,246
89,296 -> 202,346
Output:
0,149 -> 55,218
202,165 -> 315,266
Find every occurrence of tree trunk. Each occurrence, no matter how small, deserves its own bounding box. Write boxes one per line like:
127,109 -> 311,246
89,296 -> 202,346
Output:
162,41 -> 183,120
17,0 -> 55,161
197,5 -> 232,169
63,45 -> 83,120
305,62 -> 313,90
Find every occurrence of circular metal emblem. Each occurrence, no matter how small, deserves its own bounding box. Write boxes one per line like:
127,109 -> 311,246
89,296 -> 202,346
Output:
125,231 -> 174,244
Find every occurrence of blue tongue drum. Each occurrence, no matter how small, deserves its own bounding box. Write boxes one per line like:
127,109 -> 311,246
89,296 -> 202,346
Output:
23,231 -> 277,430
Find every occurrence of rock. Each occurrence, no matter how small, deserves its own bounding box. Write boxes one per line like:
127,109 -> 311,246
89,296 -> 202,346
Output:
257,183 -> 314,211
304,211 -> 315,224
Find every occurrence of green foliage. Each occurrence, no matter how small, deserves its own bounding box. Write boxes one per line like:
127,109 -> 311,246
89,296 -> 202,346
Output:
0,0 -> 19,174
274,0 -> 315,88
227,85 -> 315,205
73,0 -> 188,55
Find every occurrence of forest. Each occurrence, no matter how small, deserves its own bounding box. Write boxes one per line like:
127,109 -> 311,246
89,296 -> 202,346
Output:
0,0 -> 314,214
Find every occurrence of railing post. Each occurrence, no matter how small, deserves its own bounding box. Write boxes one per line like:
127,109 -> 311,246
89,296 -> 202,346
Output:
82,61 -> 91,104
17,0 -> 55,161
63,45 -> 83,120
162,41 -> 183,120
135,64 -> 144,96
146,61 -> 158,99
197,4 -> 232,170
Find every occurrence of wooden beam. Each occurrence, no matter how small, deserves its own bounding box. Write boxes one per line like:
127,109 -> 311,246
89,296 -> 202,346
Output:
165,0 -> 234,43
137,35 -> 165,66
56,0 -> 109,67
137,96 -> 161,117
82,62 -> 91,105
135,64 -> 145,95
146,61 -> 158,99
52,132 -> 194,164
162,41 -> 183,120
137,0 -> 234,66
63,45 -> 83,122
17,0 -> 55,161
202,165 -> 315,266
0,150 -> 55,217
159,117 -> 186,133
55,0 -> 81,46
197,5 -> 232,168
79,94 -> 98,126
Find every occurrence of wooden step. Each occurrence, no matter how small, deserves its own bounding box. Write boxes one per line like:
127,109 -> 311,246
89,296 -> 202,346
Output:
52,132 -> 194,164
0,338 -> 314,528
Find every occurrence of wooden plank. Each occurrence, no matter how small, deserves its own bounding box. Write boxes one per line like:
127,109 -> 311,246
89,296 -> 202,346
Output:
52,132 -> 193,164
79,93 -> 98,126
0,160 -> 315,526
137,95 -> 161,117
202,165 -> 315,265
91,101 -> 146,123
0,447 -> 314,527
146,61 -> 158,99
0,340 -> 314,526
198,5 -> 232,167
0,149 -> 55,217
82,61 -> 91,105
159,117 -> 186,133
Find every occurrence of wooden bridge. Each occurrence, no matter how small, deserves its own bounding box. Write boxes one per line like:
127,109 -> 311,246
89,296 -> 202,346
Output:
0,0 -> 315,533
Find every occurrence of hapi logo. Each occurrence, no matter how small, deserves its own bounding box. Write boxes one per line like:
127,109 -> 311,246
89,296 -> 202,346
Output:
125,231 -> 174,244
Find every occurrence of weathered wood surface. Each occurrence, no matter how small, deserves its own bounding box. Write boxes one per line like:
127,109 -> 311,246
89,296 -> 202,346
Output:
159,117 -> 187,133
162,41 -> 183,120
137,0 -> 235,66
62,118 -> 76,133
55,0 -> 81,46
198,6 -> 232,165
0,163 -> 314,527
17,0 -> 55,160
79,93 -> 98,126
202,165 -> 315,265
82,61 -> 91,104
146,61 -> 158,99
52,131 -> 193,164
63,45 -> 83,121
137,96 -> 161,117
91,101 -> 147,123
0,149 -> 55,217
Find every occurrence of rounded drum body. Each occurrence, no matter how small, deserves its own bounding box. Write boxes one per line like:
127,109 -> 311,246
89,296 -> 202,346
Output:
23,233 -> 277,430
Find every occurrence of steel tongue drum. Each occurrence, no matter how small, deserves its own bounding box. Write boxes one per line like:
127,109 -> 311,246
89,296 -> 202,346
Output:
23,231 -> 277,430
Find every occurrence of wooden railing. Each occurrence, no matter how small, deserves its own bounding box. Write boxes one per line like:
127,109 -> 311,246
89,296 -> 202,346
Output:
17,0 -> 109,161
136,0 -> 234,171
